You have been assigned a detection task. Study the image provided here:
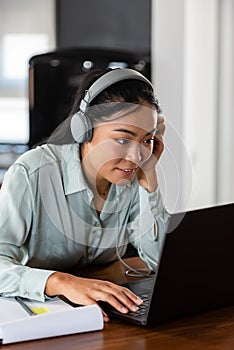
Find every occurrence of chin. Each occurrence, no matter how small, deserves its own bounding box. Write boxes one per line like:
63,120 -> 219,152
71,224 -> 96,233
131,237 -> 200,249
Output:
115,179 -> 132,186
111,174 -> 137,186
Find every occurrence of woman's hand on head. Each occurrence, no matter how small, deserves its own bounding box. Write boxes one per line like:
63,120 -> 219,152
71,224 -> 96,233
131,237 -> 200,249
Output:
137,115 -> 165,192
45,272 -> 143,322
154,114 -> 165,158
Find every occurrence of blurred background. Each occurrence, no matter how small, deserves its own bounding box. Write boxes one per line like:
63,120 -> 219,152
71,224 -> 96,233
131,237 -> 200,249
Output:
0,0 -> 233,213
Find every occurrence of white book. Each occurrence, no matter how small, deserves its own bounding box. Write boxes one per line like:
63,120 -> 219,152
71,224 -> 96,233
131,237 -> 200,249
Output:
0,297 -> 104,344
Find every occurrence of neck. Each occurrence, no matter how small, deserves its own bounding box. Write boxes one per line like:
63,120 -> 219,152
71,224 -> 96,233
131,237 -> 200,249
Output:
80,148 -> 110,198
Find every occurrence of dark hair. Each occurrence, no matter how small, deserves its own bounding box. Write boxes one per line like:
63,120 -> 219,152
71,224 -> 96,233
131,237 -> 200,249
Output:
47,68 -> 162,145
69,68 -> 162,117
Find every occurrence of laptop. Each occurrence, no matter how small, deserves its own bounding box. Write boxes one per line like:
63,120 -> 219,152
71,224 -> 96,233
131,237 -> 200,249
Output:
101,202 -> 234,325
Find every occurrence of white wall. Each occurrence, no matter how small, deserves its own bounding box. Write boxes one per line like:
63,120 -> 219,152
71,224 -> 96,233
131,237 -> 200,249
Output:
183,0 -> 219,209
216,0 -> 234,204
151,0 -> 229,212
151,0 -> 191,213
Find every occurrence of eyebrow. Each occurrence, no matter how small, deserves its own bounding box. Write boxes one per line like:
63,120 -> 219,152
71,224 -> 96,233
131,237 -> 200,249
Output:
113,128 -> 156,137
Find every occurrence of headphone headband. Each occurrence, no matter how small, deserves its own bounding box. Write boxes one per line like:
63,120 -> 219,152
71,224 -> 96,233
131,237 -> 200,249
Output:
71,68 -> 154,143
79,68 -> 154,113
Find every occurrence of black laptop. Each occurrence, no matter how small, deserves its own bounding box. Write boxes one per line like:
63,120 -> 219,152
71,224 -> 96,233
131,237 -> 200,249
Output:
102,203 -> 234,325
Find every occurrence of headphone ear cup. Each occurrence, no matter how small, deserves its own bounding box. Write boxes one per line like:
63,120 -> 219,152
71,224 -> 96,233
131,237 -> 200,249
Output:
70,112 -> 93,143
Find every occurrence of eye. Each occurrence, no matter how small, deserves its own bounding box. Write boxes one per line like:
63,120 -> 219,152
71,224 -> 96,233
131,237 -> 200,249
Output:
114,138 -> 130,145
143,137 -> 154,145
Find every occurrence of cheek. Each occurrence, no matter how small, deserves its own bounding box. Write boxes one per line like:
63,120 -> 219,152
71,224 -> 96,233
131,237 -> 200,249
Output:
88,141 -> 123,169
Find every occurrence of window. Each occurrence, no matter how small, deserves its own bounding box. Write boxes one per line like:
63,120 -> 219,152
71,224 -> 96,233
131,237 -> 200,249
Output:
0,0 -> 55,182
0,0 -> 55,146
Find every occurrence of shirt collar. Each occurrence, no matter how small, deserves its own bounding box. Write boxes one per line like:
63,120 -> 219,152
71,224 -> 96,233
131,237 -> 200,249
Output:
61,143 -> 88,195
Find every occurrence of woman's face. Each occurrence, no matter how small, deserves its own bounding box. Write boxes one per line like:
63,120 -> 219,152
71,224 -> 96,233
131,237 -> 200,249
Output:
81,103 -> 157,187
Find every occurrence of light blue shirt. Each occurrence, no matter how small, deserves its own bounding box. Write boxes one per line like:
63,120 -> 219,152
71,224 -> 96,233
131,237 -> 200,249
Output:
0,143 -> 170,302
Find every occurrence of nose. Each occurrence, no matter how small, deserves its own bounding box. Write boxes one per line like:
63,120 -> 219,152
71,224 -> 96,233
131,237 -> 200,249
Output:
124,141 -> 142,164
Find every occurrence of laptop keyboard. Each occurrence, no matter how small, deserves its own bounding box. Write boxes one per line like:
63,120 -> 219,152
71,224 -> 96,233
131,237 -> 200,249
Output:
127,292 -> 150,317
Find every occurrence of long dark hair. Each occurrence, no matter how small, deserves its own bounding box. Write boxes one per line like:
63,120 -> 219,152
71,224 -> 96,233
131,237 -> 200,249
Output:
47,68 -> 162,145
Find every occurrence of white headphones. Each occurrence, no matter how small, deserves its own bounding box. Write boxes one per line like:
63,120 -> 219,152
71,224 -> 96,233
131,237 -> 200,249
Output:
70,68 -> 154,143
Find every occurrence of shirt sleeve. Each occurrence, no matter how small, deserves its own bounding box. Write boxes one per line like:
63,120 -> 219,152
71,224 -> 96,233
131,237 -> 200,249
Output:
127,186 -> 170,272
0,164 -> 55,302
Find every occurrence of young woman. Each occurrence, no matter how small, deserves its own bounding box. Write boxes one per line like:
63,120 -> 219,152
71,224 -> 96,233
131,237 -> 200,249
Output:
0,68 -> 169,321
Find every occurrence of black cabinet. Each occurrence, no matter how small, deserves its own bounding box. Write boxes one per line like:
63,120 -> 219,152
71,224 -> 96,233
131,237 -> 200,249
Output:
28,48 -> 150,147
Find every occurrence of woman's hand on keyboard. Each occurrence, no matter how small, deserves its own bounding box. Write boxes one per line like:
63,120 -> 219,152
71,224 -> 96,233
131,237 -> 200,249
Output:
45,272 -> 143,322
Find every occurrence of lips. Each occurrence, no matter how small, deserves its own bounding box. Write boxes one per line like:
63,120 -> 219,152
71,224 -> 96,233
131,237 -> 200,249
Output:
116,167 -> 138,176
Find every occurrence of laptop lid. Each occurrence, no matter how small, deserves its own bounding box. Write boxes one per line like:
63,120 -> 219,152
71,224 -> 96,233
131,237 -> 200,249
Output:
105,202 -> 234,325
148,202 -> 234,325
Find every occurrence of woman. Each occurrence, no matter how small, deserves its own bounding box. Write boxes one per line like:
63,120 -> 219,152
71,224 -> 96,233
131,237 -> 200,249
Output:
0,68 -> 169,322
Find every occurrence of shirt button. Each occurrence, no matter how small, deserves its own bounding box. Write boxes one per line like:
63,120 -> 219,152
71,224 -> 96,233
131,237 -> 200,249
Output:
94,222 -> 99,227
35,292 -> 41,297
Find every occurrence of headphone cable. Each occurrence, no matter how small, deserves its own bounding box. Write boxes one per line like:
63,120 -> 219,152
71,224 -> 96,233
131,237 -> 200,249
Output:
115,185 -> 152,278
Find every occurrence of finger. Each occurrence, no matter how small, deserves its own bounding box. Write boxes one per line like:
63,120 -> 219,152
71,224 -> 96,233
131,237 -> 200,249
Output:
82,280 -> 142,314
106,283 -> 143,306
156,115 -> 166,136
80,296 -> 110,322
155,133 -> 163,144
95,288 -> 139,314
153,137 -> 164,158
103,281 -> 142,305
157,115 -> 165,124
101,309 -> 110,323
98,292 -> 130,314
106,287 -> 141,313
119,286 -> 143,306
156,123 -> 166,135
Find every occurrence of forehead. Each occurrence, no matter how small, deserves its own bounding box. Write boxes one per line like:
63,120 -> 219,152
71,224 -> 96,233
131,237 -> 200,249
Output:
99,104 -> 157,132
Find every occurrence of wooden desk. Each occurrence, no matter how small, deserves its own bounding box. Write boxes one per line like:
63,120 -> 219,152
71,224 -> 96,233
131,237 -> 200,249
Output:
3,258 -> 234,350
